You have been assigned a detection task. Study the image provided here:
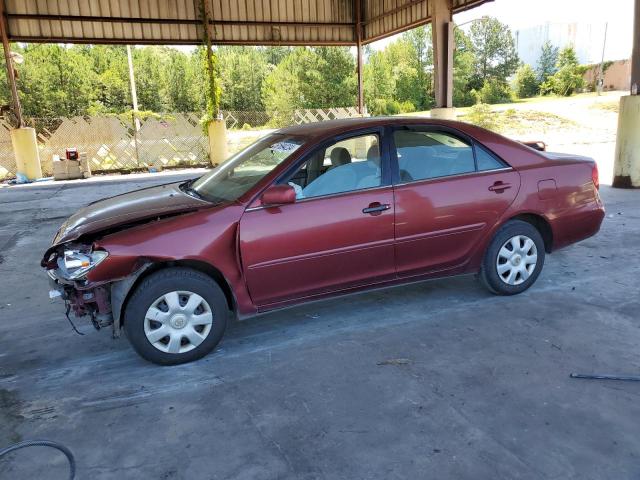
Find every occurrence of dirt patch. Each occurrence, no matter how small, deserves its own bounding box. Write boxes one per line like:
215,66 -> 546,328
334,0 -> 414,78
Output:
590,101 -> 619,113
459,108 -> 578,137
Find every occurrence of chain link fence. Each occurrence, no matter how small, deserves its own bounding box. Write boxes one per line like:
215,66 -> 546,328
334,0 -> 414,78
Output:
0,107 -> 364,179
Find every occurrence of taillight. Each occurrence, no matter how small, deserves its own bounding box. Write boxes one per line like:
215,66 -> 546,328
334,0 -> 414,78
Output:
591,163 -> 599,190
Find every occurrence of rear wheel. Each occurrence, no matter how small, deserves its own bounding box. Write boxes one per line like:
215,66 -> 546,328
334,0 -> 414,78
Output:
124,268 -> 229,365
479,220 -> 545,295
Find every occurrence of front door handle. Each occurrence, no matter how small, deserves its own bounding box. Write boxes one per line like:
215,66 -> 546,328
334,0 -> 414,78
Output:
362,203 -> 391,215
488,181 -> 512,193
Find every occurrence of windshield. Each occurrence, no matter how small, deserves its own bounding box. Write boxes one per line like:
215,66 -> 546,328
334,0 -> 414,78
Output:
191,134 -> 305,202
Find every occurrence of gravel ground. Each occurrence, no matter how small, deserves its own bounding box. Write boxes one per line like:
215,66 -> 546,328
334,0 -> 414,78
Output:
0,173 -> 639,479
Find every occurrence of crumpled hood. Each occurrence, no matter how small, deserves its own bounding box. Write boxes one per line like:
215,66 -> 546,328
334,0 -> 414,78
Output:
51,181 -> 211,247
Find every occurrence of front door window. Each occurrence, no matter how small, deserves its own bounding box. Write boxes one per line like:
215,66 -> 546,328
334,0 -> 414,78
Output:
285,134 -> 382,199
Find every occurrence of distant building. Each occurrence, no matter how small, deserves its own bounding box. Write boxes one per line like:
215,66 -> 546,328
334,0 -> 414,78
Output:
515,22 -> 632,67
583,59 -> 631,91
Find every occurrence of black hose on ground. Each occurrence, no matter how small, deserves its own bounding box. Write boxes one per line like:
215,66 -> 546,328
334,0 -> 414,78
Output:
0,439 -> 76,480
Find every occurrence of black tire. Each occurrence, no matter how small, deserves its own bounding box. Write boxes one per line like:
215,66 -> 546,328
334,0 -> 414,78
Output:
124,268 -> 229,365
479,220 -> 545,296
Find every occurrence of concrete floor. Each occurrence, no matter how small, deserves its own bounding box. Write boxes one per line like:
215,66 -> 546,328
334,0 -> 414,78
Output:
0,174 -> 639,479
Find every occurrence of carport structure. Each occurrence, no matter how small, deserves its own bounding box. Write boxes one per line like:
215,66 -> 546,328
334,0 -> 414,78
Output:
1,0 -> 490,115
0,0 -> 488,176
0,0 -> 638,183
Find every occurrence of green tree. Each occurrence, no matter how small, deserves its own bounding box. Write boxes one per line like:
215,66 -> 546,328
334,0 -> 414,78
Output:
217,47 -> 268,111
401,26 -> 432,109
263,46 -> 292,66
262,47 -> 356,124
298,47 -> 356,108
88,46 -> 130,113
536,41 -> 559,83
453,27 -> 477,107
131,47 -> 167,112
261,50 -> 302,125
363,48 -> 395,113
18,44 -> 96,117
469,16 -> 519,88
513,63 -> 539,98
362,26 -> 435,114
478,78 -> 513,104
165,49 -> 198,112
540,46 -> 585,96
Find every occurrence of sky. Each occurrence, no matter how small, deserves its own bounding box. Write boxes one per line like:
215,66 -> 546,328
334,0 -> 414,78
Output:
369,0 -> 635,62
453,0 -> 634,29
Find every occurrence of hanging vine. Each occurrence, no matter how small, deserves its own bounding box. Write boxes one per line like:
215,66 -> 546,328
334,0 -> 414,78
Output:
199,0 -> 221,131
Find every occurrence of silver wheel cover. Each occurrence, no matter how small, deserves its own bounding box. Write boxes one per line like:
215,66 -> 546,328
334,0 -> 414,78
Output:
144,291 -> 214,354
496,235 -> 538,286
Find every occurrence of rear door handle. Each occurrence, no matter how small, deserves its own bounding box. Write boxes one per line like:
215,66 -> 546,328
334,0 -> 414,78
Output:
488,182 -> 512,193
362,203 -> 390,215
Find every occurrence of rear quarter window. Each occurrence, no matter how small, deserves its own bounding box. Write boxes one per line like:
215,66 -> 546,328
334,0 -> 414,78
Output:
476,145 -> 507,171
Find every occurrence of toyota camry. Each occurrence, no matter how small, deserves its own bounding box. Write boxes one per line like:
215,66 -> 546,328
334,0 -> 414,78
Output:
42,117 -> 605,365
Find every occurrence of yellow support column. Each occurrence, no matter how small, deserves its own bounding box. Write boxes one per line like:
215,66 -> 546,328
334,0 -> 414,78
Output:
208,117 -> 228,166
10,127 -> 42,181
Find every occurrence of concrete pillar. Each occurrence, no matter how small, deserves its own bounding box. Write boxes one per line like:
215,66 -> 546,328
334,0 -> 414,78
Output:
11,127 -> 42,180
613,96 -> 640,187
208,118 -> 228,166
612,0 -> 640,188
431,0 -> 454,117
631,0 -> 640,93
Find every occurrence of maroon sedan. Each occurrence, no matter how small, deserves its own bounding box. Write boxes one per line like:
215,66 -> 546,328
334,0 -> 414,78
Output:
43,118 -> 604,364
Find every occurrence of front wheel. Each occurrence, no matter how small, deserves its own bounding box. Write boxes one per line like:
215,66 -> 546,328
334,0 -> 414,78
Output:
124,268 -> 229,365
479,220 -> 545,295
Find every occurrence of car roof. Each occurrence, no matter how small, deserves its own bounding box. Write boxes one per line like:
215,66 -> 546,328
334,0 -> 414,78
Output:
275,116 -> 548,170
277,116 -> 476,138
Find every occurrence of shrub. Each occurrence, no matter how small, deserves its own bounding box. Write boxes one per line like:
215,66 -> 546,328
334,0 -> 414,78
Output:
398,101 -> 416,113
478,79 -> 514,104
513,64 -> 539,98
454,88 -> 477,108
369,98 -> 415,116
539,46 -> 586,96
464,103 -> 499,131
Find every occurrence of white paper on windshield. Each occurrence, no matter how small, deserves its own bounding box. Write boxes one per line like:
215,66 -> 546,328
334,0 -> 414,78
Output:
271,141 -> 300,153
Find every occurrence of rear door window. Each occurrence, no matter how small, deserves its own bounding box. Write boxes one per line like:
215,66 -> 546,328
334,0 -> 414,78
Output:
393,130 -> 476,182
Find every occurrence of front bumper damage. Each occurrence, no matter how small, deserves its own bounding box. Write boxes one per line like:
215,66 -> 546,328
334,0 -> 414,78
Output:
47,263 -> 152,338
48,269 -> 115,334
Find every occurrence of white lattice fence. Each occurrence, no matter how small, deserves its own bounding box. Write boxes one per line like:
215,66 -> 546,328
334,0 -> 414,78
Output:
0,117 -> 15,176
0,113 -> 211,177
293,107 -> 363,124
0,108 -> 365,178
136,113 -> 208,170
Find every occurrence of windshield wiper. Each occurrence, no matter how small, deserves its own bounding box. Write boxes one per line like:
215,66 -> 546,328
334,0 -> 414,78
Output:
179,178 -> 204,199
180,179 -> 225,204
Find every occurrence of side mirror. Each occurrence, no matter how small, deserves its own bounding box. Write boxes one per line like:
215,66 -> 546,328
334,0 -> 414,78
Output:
261,184 -> 296,206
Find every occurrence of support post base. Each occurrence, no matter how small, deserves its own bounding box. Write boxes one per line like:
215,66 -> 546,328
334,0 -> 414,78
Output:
10,127 -> 42,181
613,95 -> 640,188
430,107 -> 456,120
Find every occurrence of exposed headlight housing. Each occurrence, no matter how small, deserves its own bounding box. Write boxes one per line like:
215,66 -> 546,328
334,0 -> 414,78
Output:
57,248 -> 108,280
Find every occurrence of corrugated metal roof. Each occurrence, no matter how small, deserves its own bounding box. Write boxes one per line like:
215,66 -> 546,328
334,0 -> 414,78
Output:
3,0 -> 491,45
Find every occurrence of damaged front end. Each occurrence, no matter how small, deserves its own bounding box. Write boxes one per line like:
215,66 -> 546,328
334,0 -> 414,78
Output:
41,180 -> 214,338
44,243 -> 116,334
